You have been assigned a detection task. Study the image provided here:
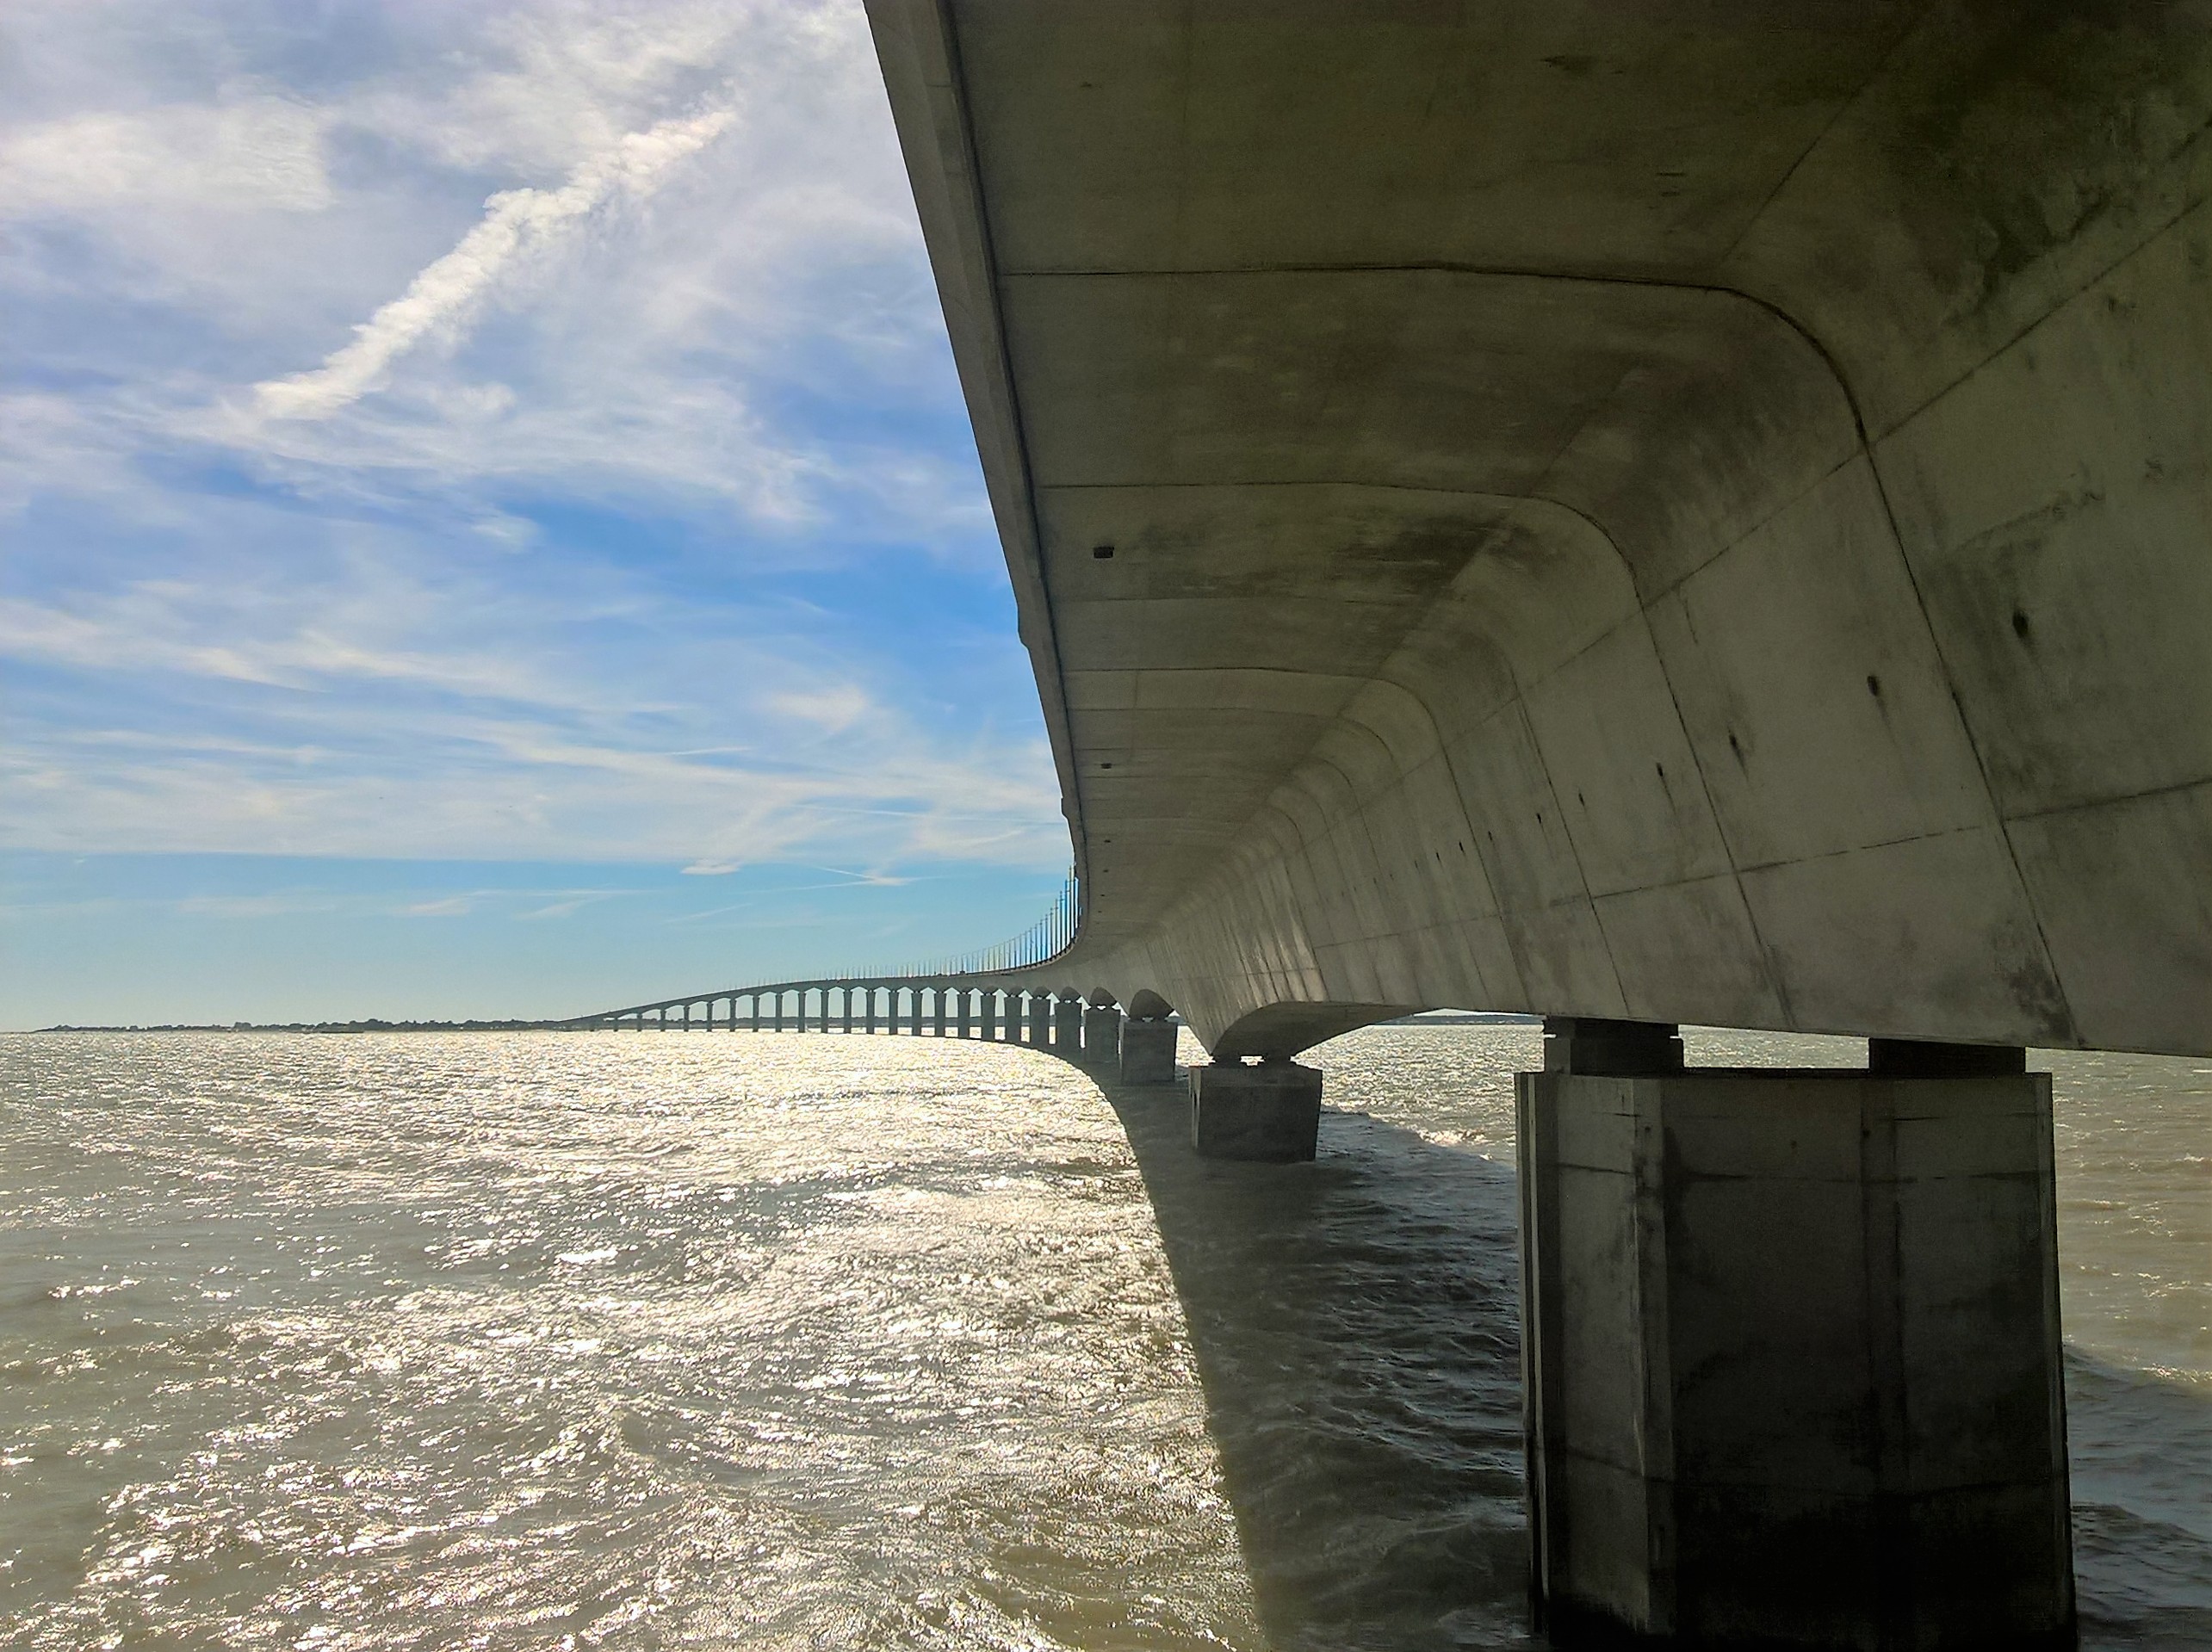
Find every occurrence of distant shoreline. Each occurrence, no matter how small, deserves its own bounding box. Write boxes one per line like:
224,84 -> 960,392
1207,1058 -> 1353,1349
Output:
28,1011 -> 1544,1035
28,1019 -> 582,1034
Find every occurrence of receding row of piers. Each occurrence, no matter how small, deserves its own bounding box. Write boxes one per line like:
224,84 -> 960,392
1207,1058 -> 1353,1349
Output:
575,981 -> 1152,1059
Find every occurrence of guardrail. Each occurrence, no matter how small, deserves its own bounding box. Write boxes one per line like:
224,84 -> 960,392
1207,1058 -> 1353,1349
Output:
561,862 -> 1081,1029
842,862 -> 1077,981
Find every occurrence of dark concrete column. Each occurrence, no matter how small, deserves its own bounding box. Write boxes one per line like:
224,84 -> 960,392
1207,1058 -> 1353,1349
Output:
1027,991 -> 1050,1047
1517,1024 -> 2071,1649
908,987 -> 924,1037
1082,1003 -> 1122,1065
957,988 -> 973,1040
981,990 -> 999,1043
1119,1017 -> 1177,1084
1052,993 -> 1084,1053
1189,1059 -> 1323,1161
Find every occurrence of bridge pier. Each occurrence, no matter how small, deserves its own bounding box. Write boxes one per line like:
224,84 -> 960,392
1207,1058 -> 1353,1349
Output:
981,989 -> 999,1043
1082,1002 -> 1121,1065
1189,1058 -> 1323,1161
1026,991 -> 1050,1047
1052,993 -> 1083,1054
1517,1018 -> 2072,1650
957,988 -> 973,1040
1118,1017 -> 1177,1084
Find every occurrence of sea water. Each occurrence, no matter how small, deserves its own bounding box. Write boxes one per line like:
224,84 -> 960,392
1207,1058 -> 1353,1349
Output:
1,1026 -> 2205,1649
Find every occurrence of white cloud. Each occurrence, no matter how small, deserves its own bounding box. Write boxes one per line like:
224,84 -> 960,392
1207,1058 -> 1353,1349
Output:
252,108 -> 734,420
0,1 -> 1065,885
403,896 -> 475,917
768,683 -> 870,733
0,547 -> 1063,870
0,96 -> 333,215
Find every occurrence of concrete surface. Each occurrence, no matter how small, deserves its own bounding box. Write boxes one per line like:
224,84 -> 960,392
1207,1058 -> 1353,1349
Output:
1189,1060 -> 1323,1161
1516,1062 -> 2073,1647
1119,1016 -> 1179,1084
867,0 -> 2212,1060
1082,1003 -> 1123,1062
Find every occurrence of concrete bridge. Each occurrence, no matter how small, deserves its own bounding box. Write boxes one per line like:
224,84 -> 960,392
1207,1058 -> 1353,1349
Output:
587,7 -> 2212,1646
561,975 -> 1174,1075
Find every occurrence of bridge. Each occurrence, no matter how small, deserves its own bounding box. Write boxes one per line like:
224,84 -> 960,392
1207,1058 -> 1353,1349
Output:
575,7 -> 2212,1646
561,977 -> 1168,1073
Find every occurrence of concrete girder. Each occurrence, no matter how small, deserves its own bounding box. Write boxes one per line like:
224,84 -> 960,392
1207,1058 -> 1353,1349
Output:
869,0 -> 2212,1057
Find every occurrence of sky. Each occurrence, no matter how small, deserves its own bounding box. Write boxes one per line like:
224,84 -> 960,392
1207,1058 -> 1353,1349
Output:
0,0 -> 1069,1028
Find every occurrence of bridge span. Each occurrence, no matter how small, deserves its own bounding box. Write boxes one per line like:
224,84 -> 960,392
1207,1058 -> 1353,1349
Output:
561,976 -> 1170,1074
583,9 -> 2212,1647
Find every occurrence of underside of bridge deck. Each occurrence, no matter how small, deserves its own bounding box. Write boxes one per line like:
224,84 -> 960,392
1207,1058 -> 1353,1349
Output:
865,13 -> 2208,1637
870,0 -> 2212,1063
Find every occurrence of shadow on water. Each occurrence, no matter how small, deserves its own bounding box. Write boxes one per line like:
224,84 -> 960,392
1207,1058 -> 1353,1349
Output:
1096,1068 -> 2212,1652
2067,1350 -> 2212,1651
1097,1075 -> 1539,1651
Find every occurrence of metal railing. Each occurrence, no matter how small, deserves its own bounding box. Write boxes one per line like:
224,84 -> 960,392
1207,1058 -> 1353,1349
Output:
842,863 -> 1078,980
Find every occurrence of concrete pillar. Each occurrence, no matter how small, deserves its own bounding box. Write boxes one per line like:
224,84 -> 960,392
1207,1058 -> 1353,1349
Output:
1027,992 -> 1050,1047
841,988 -> 854,1034
1189,1059 -> 1323,1161
957,988 -> 973,1040
1053,993 -> 1084,1053
908,987 -> 924,1036
1119,1017 -> 1177,1084
981,990 -> 999,1042
928,986 -> 945,1038
1082,1003 -> 1122,1065
1516,1021 -> 2073,1649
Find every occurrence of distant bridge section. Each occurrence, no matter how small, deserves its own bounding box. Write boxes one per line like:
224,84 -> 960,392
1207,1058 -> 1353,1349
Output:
562,974 -> 1111,1051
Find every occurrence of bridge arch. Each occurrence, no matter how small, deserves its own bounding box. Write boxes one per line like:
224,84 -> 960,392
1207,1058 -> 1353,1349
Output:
1205,999 -> 1421,1063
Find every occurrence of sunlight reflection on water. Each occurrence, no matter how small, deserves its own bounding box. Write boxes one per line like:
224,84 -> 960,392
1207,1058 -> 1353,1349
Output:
2,1025 -> 2207,1649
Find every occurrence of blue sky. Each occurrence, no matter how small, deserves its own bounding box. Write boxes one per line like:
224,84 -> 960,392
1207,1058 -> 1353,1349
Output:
0,0 -> 1066,1027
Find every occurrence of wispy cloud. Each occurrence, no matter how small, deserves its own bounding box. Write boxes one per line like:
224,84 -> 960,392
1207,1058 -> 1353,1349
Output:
252,108 -> 734,421
0,96 -> 334,214
0,0 -> 1067,993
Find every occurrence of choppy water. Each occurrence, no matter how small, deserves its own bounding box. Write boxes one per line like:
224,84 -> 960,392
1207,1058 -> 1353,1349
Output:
1,1026 -> 2206,1649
